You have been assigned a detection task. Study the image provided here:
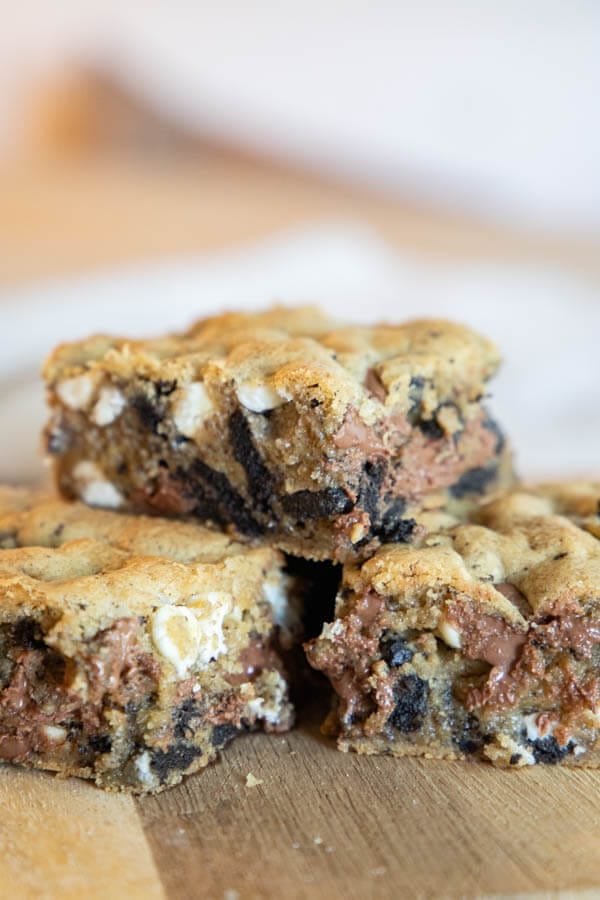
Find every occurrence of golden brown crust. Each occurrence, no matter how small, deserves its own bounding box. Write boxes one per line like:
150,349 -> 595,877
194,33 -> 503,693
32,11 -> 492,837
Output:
307,482 -> 600,769
42,306 -> 508,562
0,490 -> 294,792
44,308 -> 500,418
346,482 -> 600,622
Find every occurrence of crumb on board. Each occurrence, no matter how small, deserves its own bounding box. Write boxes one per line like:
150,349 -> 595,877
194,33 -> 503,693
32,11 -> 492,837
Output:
245,773 -> 263,788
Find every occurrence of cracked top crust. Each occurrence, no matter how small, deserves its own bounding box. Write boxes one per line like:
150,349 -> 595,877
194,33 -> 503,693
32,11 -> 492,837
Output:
343,483 -> 600,625
0,487 -> 283,653
43,306 -> 501,426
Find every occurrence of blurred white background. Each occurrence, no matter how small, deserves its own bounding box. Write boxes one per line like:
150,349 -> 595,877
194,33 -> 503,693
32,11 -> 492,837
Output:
1,0 -> 599,230
0,2 -> 598,487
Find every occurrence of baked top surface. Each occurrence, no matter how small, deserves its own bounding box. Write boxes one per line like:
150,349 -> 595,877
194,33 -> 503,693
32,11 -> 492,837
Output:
44,306 -> 501,422
0,488 -> 282,644
345,482 -> 600,623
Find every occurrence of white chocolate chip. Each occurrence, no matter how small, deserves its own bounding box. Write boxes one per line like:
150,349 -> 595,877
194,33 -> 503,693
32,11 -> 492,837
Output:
236,381 -> 286,413
172,382 -> 214,437
436,615 -> 462,649
42,725 -> 67,744
91,386 -> 126,426
258,671 -> 288,724
523,712 -> 559,742
151,605 -> 200,678
518,746 -> 536,766
524,713 -> 543,741
72,461 -> 124,509
241,671 -> 288,725
187,590 -> 231,666
56,373 -> 96,410
135,751 -> 154,785
262,574 -> 300,643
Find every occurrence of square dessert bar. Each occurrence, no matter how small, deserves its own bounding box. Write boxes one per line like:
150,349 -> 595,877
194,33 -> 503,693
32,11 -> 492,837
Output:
44,306 -> 512,562
0,487 -> 294,793
305,483 -> 600,767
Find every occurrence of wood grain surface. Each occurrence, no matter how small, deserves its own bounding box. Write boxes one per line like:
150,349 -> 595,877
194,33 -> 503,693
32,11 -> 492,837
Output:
2,698 -> 600,899
1,128 -> 599,898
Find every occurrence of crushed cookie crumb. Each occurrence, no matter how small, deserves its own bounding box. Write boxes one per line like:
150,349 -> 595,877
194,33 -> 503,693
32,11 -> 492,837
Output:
245,773 -> 263,788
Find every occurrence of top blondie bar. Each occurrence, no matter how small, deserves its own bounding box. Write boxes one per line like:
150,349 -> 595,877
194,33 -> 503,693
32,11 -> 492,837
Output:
44,306 -> 513,562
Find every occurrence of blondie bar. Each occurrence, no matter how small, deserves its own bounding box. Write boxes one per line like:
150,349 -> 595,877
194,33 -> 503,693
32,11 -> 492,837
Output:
44,307 -> 512,562
305,483 -> 600,767
0,488 -> 294,792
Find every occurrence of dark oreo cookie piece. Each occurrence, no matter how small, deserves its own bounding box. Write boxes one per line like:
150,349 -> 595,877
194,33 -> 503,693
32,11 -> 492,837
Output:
150,744 -> 203,783
407,375 -> 426,423
527,736 -> 573,765
449,464 -> 498,499
173,698 -> 202,740
210,723 -> 243,748
181,459 -> 264,537
87,734 -> 113,754
482,415 -> 506,454
375,508 -> 416,544
281,488 -> 353,521
418,418 -> 444,440
132,394 -> 163,436
380,634 -> 414,668
389,674 -> 429,733
228,410 -> 276,513
454,714 -> 487,755
357,460 -> 387,523
46,423 -> 72,455
155,379 -> 178,397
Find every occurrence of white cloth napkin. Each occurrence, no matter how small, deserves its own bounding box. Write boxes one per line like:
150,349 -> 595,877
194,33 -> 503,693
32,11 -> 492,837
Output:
1,224 -> 598,484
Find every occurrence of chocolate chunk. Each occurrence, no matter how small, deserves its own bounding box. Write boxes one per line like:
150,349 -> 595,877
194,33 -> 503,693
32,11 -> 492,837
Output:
381,636 -> 414,668
150,744 -> 203,783
132,395 -> 162,435
388,674 -> 429,732
281,488 -> 353,521
510,753 -> 521,765
210,723 -> 242,748
449,463 -> 498,499
229,410 -> 276,513
182,459 -> 264,537
482,415 -> 506,454
173,698 -> 202,740
527,736 -> 573,765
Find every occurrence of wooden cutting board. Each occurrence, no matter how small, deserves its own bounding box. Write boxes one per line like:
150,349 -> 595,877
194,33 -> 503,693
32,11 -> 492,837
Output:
2,696 -> 600,900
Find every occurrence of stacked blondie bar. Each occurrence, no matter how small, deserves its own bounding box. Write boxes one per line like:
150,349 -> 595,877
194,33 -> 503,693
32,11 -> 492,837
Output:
0,306 -> 598,791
